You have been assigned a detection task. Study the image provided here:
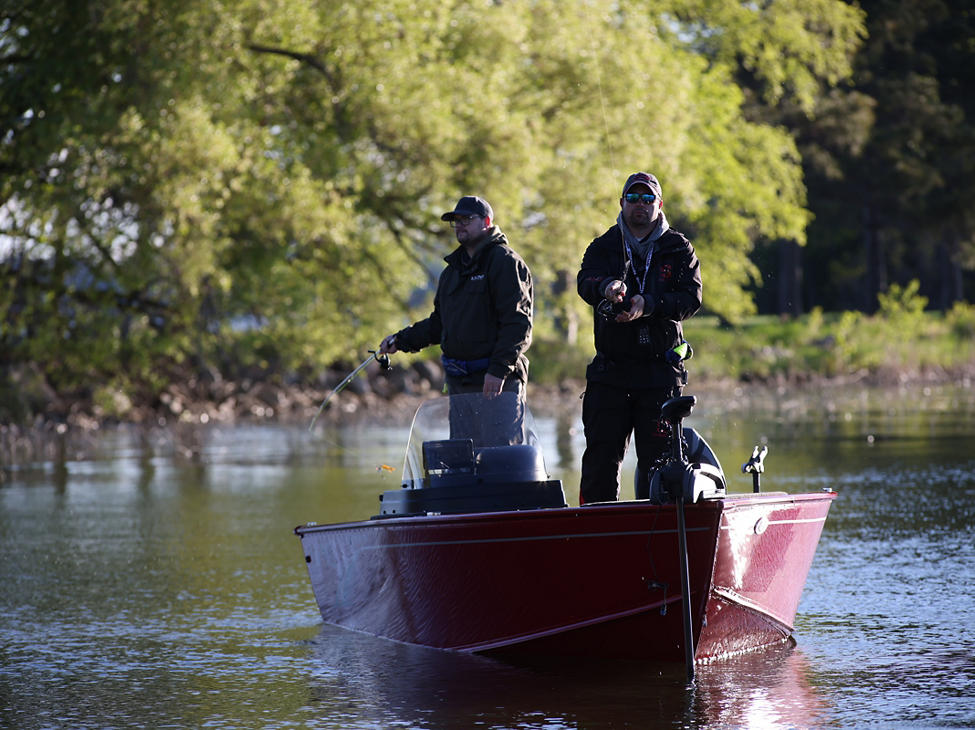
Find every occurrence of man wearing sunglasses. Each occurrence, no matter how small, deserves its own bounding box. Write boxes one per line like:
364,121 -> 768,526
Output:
576,172 -> 702,504
379,196 -> 533,402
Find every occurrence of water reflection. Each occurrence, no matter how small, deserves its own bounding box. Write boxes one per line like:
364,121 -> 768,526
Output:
554,406 -> 577,471
305,625 -> 831,729
693,644 -> 833,728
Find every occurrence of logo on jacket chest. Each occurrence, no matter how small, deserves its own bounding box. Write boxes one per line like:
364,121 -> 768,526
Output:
469,273 -> 486,281
659,263 -> 673,281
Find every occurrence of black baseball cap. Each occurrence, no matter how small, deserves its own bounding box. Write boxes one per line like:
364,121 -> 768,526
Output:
622,172 -> 662,199
441,196 -> 494,221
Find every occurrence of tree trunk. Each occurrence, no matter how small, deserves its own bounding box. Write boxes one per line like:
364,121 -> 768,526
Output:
776,239 -> 803,317
937,233 -> 964,311
550,269 -> 578,345
863,203 -> 886,313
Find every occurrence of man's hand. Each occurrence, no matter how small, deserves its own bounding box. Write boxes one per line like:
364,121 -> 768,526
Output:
603,279 -> 627,303
614,294 -> 646,322
482,373 -> 504,398
378,334 -> 399,355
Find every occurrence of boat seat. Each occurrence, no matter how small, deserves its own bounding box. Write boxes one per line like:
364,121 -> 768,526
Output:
475,444 -> 547,483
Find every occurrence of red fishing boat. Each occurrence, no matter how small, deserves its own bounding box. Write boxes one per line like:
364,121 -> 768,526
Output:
295,392 -> 835,664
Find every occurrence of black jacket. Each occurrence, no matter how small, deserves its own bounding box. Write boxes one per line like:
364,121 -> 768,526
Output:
395,227 -> 533,382
577,223 -> 702,387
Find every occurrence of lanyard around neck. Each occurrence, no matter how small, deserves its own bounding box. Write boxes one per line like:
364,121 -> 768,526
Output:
622,237 -> 653,296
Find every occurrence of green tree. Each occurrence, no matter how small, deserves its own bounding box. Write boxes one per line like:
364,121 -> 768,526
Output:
1,0 -> 865,412
775,0 -> 975,314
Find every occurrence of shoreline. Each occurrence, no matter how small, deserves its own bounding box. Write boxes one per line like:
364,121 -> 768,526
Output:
3,365 -> 972,469
6,361 -> 974,429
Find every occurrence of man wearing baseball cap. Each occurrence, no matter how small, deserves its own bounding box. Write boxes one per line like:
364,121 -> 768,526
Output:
379,195 -> 533,402
576,172 -> 702,504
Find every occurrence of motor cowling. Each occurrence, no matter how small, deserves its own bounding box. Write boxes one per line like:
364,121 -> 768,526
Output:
636,426 -> 728,503
648,461 -> 726,504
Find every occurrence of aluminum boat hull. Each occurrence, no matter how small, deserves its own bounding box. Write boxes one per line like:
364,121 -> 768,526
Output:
295,490 -> 834,662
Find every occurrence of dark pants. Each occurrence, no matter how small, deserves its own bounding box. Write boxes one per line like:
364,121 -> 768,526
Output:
579,381 -> 679,504
446,376 -> 526,447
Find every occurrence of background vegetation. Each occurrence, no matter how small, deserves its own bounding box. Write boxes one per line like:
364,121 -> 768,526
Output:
533,285 -> 975,384
2,0 -> 974,423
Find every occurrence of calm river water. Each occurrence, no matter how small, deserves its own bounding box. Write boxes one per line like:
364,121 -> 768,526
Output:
2,383 -> 974,728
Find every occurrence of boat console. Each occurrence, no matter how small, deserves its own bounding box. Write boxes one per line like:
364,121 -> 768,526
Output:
374,392 -> 567,518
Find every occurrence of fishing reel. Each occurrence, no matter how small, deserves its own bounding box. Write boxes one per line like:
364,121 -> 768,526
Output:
597,296 -> 632,321
369,349 -> 391,371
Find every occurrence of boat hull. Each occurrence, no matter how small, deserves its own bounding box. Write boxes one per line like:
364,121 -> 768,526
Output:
295,491 -> 835,662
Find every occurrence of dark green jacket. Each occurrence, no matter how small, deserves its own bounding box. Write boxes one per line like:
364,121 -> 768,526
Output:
396,227 -> 533,383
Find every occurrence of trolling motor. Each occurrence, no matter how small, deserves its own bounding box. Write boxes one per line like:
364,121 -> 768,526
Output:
647,395 -> 727,505
647,395 -> 715,684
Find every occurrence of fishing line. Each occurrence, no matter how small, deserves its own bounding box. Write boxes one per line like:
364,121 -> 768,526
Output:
308,350 -> 391,431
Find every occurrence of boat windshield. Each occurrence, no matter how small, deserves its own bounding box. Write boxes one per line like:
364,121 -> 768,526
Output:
401,392 -> 542,487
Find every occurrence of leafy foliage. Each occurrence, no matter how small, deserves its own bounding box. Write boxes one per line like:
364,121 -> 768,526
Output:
1,0 -> 866,411
777,0 -> 975,313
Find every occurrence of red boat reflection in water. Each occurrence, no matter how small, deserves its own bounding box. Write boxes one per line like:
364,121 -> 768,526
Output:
296,393 -> 835,663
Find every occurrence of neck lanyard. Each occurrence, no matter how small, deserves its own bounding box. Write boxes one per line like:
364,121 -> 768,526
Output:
622,237 -> 653,296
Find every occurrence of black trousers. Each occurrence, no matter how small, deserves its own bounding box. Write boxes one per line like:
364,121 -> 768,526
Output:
445,376 -> 526,447
579,380 -> 680,504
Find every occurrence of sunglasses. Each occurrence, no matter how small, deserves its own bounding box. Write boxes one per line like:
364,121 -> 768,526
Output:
624,192 -> 657,204
449,214 -> 481,228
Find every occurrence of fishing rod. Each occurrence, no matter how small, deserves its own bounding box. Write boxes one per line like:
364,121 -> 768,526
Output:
308,349 -> 390,431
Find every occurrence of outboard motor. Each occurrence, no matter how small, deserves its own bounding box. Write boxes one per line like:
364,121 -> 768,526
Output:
642,395 -> 727,505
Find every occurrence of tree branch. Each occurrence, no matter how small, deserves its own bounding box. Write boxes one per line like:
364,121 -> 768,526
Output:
246,43 -> 333,80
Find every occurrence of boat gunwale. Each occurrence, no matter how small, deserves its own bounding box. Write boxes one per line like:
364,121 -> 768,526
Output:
294,490 -> 836,536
